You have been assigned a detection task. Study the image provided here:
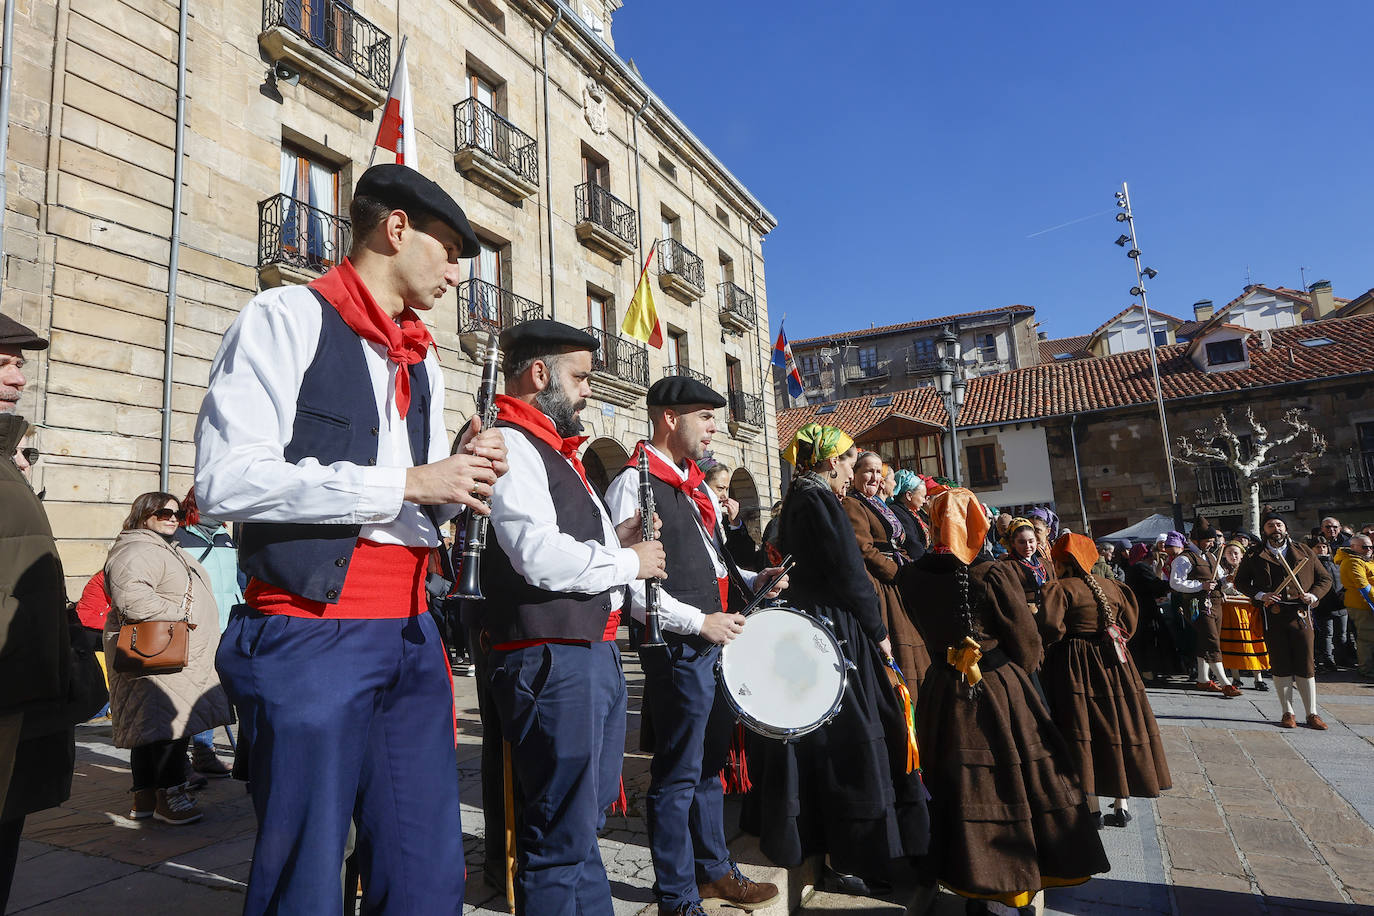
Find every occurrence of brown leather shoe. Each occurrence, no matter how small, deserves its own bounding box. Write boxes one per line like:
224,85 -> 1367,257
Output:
699,865 -> 780,910
1220,684 -> 1242,698
1279,712 -> 1297,728
1306,714 -> 1328,730
1196,681 -> 1223,693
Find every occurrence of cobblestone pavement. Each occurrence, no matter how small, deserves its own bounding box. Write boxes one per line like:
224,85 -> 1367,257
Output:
9,654 -> 1374,915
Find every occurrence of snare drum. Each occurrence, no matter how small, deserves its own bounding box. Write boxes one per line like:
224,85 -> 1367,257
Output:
716,606 -> 847,739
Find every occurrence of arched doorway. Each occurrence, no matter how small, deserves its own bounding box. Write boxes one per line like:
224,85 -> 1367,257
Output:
582,436 -> 630,497
728,467 -> 761,541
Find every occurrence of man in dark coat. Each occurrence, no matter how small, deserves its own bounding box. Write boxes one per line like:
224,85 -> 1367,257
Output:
1234,511 -> 1333,729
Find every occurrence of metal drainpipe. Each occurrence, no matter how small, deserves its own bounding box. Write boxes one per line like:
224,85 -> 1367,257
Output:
1070,413 -> 1089,534
158,0 -> 189,490
631,95 -> 649,267
0,0 -> 15,310
539,8 -> 562,320
748,214 -> 773,512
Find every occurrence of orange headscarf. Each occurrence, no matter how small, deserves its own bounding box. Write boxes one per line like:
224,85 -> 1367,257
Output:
1051,531 -> 1099,577
927,487 -> 989,565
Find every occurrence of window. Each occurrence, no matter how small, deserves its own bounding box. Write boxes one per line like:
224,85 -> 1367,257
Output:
660,210 -> 680,242
463,236 -> 503,324
981,334 -> 996,359
1153,327 -> 1169,346
867,435 -> 943,477
966,443 -> 1000,488
658,153 -> 678,180
912,338 -> 936,361
1300,337 -> 1334,347
816,404 -> 837,415
718,252 -> 734,286
871,396 -> 893,407
587,289 -> 609,334
1052,352 -> 1076,360
715,204 -> 730,227
666,329 -> 686,368
858,346 -> 878,372
1205,339 -> 1244,365
581,147 -> 609,188
798,354 -> 819,377
726,356 -> 743,393
284,0 -> 352,61
279,144 -> 342,268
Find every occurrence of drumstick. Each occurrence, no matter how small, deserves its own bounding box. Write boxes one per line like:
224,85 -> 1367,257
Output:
502,739 -> 516,913
737,557 -> 794,618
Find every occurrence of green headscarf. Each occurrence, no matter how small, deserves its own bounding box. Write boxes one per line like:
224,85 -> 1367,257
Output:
782,423 -> 854,468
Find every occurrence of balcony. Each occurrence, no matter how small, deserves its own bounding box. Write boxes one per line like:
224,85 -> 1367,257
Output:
663,364 -> 711,385
1347,450 -> 1374,494
718,282 -> 756,333
585,326 -> 648,407
256,193 -> 350,288
456,277 -> 542,361
452,99 -> 539,203
1193,466 -> 1284,507
575,182 -> 637,262
727,389 -> 765,440
656,238 -> 705,303
260,0 -> 390,112
845,361 -> 890,385
905,348 -> 941,375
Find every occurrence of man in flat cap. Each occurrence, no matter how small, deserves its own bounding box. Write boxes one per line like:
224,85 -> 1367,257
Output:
1234,510 -> 1332,729
195,164 -> 507,915
0,312 -> 46,416
470,319 -> 666,916
603,377 -> 786,916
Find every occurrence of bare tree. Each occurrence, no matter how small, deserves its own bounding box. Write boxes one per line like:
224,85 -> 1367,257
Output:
1174,406 -> 1326,533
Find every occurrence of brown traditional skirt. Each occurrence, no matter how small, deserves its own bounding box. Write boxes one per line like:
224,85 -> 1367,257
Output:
1265,604 -> 1315,678
1192,604 -> 1222,662
879,575 -> 930,697
1219,596 -> 1269,671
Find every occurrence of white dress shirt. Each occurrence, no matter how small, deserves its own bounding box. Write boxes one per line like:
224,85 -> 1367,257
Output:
194,283 -> 456,546
487,422 -> 638,606
1169,551 -> 1210,594
604,444 -> 759,636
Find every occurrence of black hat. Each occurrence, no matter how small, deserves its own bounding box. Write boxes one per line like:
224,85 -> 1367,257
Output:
498,319 -> 599,354
1233,529 -> 1256,541
354,165 -> 481,258
0,313 -> 47,351
1260,508 -> 1284,525
1191,524 -> 1220,542
646,376 -> 726,409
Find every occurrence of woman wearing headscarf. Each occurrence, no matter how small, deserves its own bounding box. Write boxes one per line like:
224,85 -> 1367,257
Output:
999,517 -> 1054,621
750,424 -> 930,895
845,451 -> 930,691
1041,533 -> 1171,830
904,489 -> 1107,914
887,470 -> 929,560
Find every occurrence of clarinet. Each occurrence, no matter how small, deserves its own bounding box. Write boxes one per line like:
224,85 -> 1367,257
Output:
637,447 -> 667,648
456,332 -> 501,600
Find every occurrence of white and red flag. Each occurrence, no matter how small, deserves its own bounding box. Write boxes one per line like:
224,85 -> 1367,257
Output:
373,37 -> 416,168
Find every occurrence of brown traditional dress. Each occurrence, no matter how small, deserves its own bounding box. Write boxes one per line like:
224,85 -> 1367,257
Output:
999,551 -> 1055,621
1234,541 -> 1333,679
1040,575 -> 1172,801
844,494 -> 930,692
907,553 -> 1109,904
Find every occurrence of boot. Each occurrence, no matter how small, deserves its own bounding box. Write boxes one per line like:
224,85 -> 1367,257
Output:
154,786 -> 203,825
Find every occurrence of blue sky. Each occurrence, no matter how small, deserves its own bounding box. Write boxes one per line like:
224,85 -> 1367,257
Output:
613,1 -> 1374,343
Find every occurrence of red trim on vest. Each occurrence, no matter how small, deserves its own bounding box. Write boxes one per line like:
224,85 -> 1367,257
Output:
246,539 -> 428,618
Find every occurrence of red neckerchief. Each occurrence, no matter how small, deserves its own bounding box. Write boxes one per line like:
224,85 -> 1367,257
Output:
495,395 -> 589,489
309,258 -> 435,418
625,441 -> 718,533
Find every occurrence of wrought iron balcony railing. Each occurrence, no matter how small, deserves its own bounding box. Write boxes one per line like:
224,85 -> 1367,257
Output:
845,362 -> 890,383
718,281 -> 756,327
728,390 -> 765,427
453,98 -> 539,186
575,182 -> 637,248
1347,450 -> 1374,494
656,239 -> 704,290
1193,466 -> 1283,505
258,193 -> 350,274
585,326 -> 648,388
663,364 -> 711,384
905,347 -> 941,374
263,0 -> 391,89
457,278 -> 542,336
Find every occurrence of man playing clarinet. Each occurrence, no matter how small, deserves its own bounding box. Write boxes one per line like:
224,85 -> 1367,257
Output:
195,165 -> 506,915
476,319 -> 666,916
605,377 -> 787,916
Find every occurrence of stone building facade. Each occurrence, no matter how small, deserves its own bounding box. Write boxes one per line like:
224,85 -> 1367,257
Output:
2,0 -> 779,592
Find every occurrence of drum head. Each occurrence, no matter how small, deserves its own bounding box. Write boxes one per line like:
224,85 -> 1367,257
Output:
718,607 -> 845,735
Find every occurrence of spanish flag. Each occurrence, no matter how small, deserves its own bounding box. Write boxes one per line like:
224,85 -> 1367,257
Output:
621,245 -> 664,348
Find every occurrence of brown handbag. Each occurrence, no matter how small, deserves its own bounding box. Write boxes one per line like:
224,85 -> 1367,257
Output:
112,550 -> 198,675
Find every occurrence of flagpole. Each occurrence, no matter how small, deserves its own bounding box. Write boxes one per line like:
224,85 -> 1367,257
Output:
368,34 -> 408,169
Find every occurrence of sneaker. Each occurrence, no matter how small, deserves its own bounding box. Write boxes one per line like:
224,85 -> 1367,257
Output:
658,903 -> 708,916
699,864 -> 781,909
154,787 -> 203,825
182,769 -> 208,791
192,752 -> 232,779
129,788 -> 156,819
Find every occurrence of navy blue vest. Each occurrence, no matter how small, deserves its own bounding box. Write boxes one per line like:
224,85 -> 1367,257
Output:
238,290 -> 432,604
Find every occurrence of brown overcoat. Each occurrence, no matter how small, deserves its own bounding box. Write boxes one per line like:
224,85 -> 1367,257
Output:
843,494 -> 930,692
1233,540 -> 1332,678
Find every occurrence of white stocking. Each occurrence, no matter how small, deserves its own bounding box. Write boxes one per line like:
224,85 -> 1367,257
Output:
1113,797 -> 1129,812
1274,675 -> 1295,716
1196,658 -> 1210,682
1208,662 -> 1232,687
1295,676 -> 1318,718
1253,670 -> 1265,685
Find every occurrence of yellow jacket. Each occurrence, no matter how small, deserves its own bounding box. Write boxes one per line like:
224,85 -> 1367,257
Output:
1335,547 -> 1374,612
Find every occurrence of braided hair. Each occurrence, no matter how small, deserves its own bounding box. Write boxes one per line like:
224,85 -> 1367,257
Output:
1080,567 -> 1118,631
956,562 -> 973,638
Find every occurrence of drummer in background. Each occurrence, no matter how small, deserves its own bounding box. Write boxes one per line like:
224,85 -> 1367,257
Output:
605,377 -> 787,916
748,423 -> 929,897
474,320 -> 667,916
1215,539 -> 1269,692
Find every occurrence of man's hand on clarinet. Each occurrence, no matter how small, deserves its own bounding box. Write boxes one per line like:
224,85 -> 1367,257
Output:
457,415 -> 510,479
630,540 -> 667,580
700,611 -> 746,646
757,566 -> 789,598
404,454 -> 499,513
615,509 -> 661,548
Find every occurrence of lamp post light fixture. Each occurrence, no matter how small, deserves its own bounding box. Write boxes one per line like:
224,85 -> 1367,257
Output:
934,325 -> 965,481
1114,180 -> 1182,530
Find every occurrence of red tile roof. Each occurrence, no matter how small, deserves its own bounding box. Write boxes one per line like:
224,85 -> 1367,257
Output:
789,305 -> 1035,348
777,313 -> 1374,444
1038,334 -> 1091,363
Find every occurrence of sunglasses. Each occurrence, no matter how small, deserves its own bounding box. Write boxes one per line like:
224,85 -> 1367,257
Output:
20,447 -> 38,464
151,508 -> 185,521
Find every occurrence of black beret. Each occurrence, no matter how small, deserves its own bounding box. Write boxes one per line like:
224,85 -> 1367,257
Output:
1191,525 -> 1220,542
1233,530 -> 1256,541
647,376 -> 726,409
499,319 -> 599,354
0,312 -> 47,350
354,165 -> 480,258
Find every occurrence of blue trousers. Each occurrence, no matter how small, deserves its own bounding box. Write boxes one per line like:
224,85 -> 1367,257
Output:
640,640 -> 734,909
216,610 -> 463,916
490,641 -> 626,916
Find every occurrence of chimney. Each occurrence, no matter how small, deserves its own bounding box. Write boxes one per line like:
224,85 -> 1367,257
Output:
1193,299 -> 1214,321
1308,280 -> 1335,318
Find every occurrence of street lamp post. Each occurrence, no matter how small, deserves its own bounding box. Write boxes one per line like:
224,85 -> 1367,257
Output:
1114,181 -> 1183,531
935,326 -> 966,481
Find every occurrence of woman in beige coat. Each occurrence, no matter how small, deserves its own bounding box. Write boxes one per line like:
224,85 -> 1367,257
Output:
103,492 -> 232,825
